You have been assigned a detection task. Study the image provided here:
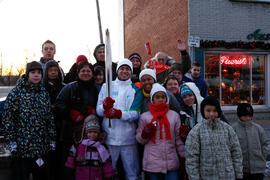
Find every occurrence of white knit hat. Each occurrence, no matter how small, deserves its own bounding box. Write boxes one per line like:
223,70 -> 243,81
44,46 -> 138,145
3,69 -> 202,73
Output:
139,69 -> 157,82
150,83 -> 169,104
116,58 -> 133,72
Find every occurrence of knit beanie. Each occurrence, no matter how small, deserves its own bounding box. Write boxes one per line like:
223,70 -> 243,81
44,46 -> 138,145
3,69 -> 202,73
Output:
116,58 -> 133,73
139,69 -> 157,82
150,83 -> 169,104
26,61 -> 43,78
237,103 -> 253,118
76,55 -> 88,65
200,96 -> 222,119
84,115 -> 100,134
168,62 -> 183,75
181,84 -> 193,97
128,53 -> 142,64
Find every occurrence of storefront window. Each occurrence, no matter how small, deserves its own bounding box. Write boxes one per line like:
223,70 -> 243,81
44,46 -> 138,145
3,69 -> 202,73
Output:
205,53 -> 266,106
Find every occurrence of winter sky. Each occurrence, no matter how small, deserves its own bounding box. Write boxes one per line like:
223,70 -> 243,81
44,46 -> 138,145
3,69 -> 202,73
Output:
0,0 -> 123,74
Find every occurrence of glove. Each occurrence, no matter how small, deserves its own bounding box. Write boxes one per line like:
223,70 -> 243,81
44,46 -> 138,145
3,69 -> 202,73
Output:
8,141 -> 17,153
179,125 -> 190,143
87,106 -> 96,115
141,122 -> 157,139
104,108 -> 122,119
70,109 -> 84,123
50,142 -> 56,151
103,97 -> 115,110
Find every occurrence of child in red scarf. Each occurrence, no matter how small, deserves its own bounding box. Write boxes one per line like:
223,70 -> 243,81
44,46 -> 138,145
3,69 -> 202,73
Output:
136,83 -> 185,180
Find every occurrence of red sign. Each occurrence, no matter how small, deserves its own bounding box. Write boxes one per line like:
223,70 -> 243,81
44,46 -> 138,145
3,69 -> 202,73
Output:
221,55 -> 248,65
148,59 -> 170,74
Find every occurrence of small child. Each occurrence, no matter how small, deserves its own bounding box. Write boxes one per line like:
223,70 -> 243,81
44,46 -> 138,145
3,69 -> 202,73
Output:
232,103 -> 270,180
65,115 -> 114,180
185,96 -> 243,180
182,62 -> 208,98
136,83 -> 185,180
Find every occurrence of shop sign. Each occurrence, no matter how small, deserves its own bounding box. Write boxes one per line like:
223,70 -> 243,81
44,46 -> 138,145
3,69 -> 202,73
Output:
221,55 -> 248,65
188,36 -> 200,47
247,29 -> 270,41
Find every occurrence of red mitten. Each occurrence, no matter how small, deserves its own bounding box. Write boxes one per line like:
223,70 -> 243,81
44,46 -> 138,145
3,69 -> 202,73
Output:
87,106 -> 96,115
103,97 -> 115,110
141,122 -> 157,139
179,125 -> 190,143
104,108 -> 122,119
70,109 -> 84,123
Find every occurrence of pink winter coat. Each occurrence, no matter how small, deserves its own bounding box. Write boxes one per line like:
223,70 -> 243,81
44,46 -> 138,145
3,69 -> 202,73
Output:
136,110 -> 185,174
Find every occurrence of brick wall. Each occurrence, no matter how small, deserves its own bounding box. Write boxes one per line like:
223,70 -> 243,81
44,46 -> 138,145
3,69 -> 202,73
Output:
188,0 -> 270,42
124,0 -> 188,66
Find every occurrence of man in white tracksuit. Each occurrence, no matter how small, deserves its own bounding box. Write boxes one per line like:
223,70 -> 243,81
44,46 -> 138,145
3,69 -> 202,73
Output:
96,59 -> 143,180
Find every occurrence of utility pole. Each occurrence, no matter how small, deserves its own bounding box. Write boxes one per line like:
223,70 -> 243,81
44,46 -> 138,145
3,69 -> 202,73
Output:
96,0 -> 103,43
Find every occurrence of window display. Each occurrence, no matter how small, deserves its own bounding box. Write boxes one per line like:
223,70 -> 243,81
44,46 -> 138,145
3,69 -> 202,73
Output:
205,53 -> 266,106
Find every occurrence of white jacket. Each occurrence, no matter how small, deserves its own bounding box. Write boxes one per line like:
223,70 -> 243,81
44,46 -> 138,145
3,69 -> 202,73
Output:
96,78 -> 143,146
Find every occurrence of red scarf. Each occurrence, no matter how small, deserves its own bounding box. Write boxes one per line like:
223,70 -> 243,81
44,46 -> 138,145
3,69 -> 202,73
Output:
149,103 -> 171,143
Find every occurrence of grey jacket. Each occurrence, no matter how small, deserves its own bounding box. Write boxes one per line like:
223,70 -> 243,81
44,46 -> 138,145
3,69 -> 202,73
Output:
232,120 -> 270,174
185,118 -> 243,180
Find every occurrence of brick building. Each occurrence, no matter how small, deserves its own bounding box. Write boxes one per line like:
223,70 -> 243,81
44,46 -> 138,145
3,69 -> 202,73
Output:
124,0 -> 270,119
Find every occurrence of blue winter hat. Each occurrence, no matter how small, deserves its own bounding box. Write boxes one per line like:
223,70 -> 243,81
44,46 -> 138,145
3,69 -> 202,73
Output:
181,84 -> 193,97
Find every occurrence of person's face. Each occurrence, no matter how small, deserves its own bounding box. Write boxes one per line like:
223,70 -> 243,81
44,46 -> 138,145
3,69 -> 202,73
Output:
95,72 -> 104,85
28,69 -> 42,84
156,53 -> 167,64
130,58 -> 141,69
117,65 -> 131,81
78,65 -> 93,82
152,91 -> 167,104
96,47 -> 105,62
87,132 -> 99,141
166,79 -> 180,95
240,115 -> 252,122
204,105 -> 218,120
47,66 -> 59,81
191,66 -> 201,79
182,94 -> 195,107
141,75 -> 155,93
42,43 -> 56,60
169,70 -> 183,82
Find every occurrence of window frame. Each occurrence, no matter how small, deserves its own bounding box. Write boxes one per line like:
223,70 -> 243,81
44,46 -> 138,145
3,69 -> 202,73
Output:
204,50 -> 269,110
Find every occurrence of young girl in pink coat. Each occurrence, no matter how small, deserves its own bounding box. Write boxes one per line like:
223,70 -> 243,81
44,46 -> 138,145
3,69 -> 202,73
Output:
136,83 -> 185,180
65,115 -> 113,180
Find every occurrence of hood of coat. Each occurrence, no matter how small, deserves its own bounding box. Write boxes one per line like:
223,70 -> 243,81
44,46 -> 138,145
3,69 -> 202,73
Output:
43,60 -> 63,87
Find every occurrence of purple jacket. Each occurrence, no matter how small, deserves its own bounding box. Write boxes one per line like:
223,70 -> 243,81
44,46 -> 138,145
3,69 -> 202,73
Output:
65,139 -> 114,180
136,110 -> 185,174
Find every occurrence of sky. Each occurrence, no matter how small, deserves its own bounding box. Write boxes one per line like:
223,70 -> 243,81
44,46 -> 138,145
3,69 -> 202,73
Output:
0,0 -> 123,74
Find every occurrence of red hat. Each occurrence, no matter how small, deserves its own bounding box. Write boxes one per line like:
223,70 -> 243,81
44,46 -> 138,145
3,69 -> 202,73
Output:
76,55 -> 88,65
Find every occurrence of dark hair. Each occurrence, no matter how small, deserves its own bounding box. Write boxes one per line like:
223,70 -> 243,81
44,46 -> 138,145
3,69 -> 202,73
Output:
200,96 -> 222,119
94,66 -> 105,76
77,61 -> 94,75
191,62 -> 201,67
164,75 -> 180,89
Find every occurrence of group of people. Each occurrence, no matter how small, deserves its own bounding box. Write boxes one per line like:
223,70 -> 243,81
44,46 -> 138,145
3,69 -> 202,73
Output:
0,39 -> 269,180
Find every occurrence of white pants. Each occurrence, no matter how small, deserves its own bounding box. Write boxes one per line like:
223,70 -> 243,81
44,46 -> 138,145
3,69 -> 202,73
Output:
108,144 -> 140,180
